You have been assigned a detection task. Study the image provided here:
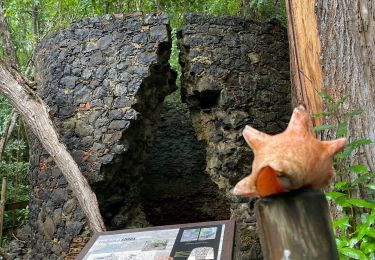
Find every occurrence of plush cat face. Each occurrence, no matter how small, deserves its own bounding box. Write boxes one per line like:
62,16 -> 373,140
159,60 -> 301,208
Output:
233,105 -> 346,197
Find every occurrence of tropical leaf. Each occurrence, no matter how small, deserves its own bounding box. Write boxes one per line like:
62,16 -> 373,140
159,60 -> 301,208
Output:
326,191 -> 346,200
346,198 -> 375,209
336,121 -> 348,137
340,247 -> 367,260
346,109 -> 364,118
352,173 -> 375,186
318,91 -> 334,102
367,183 -> 375,191
333,216 -> 351,229
312,111 -> 331,118
349,165 -> 369,174
337,139 -> 373,158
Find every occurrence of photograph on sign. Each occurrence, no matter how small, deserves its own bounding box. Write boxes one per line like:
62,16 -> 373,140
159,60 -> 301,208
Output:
83,229 -> 179,259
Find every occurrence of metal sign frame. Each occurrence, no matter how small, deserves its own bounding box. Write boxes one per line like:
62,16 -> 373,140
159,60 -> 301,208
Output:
77,219 -> 235,260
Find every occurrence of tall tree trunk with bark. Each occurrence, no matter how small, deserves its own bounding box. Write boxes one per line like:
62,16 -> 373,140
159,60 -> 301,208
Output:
315,1 -> 375,197
0,0 -> 18,68
285,1 -> 375,232
31,1 -> 39,42
286,0 -> 375,200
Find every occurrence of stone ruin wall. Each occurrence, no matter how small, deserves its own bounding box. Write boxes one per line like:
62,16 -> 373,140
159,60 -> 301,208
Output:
20,13 -> 177,259
178,14 -> 291,259
8,13 -> 291,260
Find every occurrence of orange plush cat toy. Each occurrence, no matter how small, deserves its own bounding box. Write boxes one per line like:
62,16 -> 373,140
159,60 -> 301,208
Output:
233,105 -> 347,198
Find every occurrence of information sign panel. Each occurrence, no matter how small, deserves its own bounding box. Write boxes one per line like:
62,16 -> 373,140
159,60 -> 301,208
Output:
77,220 -> 235,260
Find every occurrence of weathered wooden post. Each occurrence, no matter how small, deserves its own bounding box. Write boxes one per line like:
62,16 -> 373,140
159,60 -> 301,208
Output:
255,189 -> 339,259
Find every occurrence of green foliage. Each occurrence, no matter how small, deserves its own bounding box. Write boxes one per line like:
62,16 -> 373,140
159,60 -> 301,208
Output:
315,92 -> 375,259
247,0 -> 287,24
0,91 -> 29,244
0,95 -> 13,126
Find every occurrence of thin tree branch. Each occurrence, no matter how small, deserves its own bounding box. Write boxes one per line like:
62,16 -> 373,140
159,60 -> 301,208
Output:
0,61 -> 106,233
0,108 -> 17,160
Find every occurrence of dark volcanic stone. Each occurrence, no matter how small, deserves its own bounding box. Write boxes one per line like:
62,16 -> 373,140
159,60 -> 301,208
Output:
178,14 -> 291,259
97,35 -> 112,50
26,12 -> 176,259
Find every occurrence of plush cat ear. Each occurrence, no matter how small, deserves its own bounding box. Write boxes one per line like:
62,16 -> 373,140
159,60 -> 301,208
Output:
286,105 -> 311,134
243,125 -> 271,151
323,138 -> 347,156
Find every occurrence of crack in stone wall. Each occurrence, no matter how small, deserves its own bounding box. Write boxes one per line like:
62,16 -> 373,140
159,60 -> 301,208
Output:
92,42 -> 176,231
141,102 -> 230,226
178,14 -> 292,259
15,13 -> 176,259
9,12 -> 292,260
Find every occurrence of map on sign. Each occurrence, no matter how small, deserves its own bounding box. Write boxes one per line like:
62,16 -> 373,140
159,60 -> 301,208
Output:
77,220 -> 234,260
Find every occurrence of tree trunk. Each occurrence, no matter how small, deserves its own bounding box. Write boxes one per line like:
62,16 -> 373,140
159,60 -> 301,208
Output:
136,0 -> 141,11
315,1 -> 375,191
0,0 -> 18,68
285,0 -> 323,127
115,0 -> 123,13
156,0 -> 161,12
105,0 -> 110,14
0,177 -> 7,246
0,62 -> 106,233
31,1 -> 39,42
0,108 -> 17,160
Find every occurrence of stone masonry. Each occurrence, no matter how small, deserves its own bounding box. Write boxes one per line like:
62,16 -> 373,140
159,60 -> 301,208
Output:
178,14 -> 291,259
19,13 -> 176,259
8,12 -> 292,260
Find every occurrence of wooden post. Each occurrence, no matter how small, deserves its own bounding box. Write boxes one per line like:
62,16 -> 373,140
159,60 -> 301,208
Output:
255,189 -> 339,260
0,177 -> 7,247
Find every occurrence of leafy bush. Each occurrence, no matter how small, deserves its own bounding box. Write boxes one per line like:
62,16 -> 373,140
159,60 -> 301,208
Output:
314,92 -> 375,260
